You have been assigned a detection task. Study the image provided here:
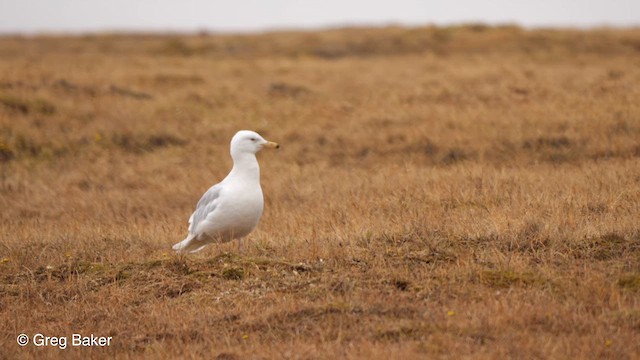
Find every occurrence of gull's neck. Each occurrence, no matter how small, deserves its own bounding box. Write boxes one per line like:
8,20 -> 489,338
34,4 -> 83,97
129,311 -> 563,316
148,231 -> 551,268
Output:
228,152 -> 260,182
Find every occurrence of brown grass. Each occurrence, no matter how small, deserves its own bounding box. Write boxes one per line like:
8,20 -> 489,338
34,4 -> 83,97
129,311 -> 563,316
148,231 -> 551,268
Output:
1,25 -> 640,359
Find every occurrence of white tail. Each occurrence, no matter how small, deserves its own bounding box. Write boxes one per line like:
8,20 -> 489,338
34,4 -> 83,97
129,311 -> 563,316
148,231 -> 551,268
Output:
172,234 -> 207,253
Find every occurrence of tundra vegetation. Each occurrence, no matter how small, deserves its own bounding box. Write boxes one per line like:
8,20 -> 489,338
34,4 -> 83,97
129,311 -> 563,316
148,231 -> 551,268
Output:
1,25 -> 639,359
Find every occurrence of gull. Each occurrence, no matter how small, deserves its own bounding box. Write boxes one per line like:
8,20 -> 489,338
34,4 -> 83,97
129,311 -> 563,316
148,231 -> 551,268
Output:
173,130 -> 279,253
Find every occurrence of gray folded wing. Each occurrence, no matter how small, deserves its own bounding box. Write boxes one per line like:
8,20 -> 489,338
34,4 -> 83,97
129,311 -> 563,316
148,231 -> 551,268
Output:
188,184 -> 223,234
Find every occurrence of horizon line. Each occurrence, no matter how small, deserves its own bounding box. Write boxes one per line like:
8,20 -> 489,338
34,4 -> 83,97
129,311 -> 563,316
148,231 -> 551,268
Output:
1,20 -> 639,37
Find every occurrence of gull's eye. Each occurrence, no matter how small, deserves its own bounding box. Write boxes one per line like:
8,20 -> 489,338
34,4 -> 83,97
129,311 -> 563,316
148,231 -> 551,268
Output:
250,138 -> 256,142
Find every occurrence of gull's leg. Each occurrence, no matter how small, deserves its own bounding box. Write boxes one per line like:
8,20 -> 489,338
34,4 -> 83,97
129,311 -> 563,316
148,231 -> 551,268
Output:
237,238 -> 244,253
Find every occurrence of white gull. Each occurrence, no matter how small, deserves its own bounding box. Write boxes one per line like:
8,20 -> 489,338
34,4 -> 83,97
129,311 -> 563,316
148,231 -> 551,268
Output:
173,130 -> 279,253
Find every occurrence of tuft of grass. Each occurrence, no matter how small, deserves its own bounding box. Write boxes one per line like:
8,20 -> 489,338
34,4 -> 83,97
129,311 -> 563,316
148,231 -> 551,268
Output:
0,94 -> 28,113
268,82 -> 311,98
108,85 -> 153,100
215,353 -> 240,360
152,74 -> 205,86
572,233 -> 638,261
156,38 -> 195,56
393,279 -> 411,291
440,147 -> 474,165
479,269 -> 546,288
618,275 -> 640,292
375,326 -> 428,341
222,267 -> 245,280
110,132 -> 187,153
523,136 -> 573,150
0,94 -> 56,115
0,140 -> 15,162
30,98 -> 57,115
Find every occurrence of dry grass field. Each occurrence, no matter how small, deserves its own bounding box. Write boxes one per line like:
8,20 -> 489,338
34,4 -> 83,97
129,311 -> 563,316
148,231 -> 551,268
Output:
1,25 -> 640,359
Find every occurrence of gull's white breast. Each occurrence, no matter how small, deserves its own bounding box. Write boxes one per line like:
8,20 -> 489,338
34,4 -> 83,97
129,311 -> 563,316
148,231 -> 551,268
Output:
197,178 -> 264,242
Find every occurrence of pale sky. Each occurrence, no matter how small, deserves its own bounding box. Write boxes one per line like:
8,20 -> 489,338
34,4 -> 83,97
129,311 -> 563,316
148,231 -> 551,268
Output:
1,0 -> 638,34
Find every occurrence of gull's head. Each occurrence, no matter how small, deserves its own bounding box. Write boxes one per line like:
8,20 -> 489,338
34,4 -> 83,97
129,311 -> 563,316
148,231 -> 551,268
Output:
230,130 -> 279,157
